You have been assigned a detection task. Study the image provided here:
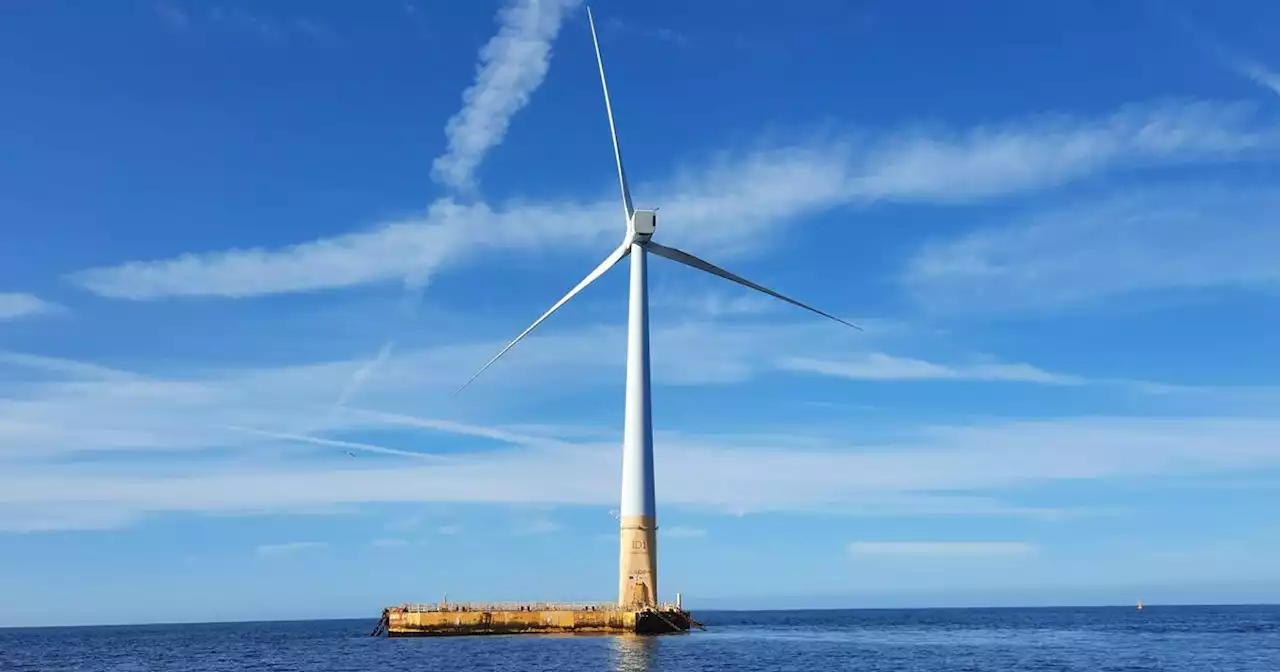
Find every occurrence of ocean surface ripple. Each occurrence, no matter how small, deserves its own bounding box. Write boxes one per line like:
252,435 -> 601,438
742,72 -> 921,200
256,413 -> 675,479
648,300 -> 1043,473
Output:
2,605 -> 1277,671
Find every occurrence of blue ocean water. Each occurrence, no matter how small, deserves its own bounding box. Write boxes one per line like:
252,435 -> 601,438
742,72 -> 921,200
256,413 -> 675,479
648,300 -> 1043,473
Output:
2,605 -> 1277,671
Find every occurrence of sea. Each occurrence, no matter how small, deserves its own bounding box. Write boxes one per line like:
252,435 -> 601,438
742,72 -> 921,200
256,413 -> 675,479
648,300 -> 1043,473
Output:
2,605 -> 1277,671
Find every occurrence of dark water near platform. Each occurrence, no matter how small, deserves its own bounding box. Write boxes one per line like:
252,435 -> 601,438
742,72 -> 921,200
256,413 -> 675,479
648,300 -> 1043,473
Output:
2,605 -> 1278,671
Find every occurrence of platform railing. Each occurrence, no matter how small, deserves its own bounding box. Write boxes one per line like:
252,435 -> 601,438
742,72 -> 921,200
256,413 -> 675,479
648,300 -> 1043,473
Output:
391,601 -> 686,613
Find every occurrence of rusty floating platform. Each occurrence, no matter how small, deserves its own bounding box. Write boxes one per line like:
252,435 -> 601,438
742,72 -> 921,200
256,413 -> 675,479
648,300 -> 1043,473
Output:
370,601 -> 701,637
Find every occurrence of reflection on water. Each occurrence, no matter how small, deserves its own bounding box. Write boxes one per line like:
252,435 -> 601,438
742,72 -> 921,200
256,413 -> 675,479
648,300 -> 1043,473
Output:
610,635 -> 657,672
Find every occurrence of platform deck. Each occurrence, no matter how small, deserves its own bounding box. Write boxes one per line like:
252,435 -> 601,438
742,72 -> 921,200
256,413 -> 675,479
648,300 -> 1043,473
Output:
373,602 -> 695,637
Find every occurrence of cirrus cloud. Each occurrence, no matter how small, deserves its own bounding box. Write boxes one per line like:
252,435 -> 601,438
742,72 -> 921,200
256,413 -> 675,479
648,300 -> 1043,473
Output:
848,541 -> 1037,557
904,183 -> 1280,313
67,100 -> 1280,301
0,293 -> 61,320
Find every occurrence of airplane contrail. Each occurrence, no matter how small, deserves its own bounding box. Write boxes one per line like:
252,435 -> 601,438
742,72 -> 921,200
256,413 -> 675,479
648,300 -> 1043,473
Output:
335,340 -> 396,409
227,425 -> 446,461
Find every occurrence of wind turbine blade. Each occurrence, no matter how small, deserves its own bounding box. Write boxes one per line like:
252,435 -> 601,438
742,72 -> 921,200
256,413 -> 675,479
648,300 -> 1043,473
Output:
646,242 -> 862,331
587,6 -> 634,221
455,242 -> 632,395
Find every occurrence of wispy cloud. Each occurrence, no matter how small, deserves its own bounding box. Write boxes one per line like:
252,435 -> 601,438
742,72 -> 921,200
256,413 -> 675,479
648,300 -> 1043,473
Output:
153,2 -> 191,32
255,541 -> 328,557
154,4 -> 333,44
431,0 -> 583,191
0,293 -> 60,321
436,523 -> 464,535
5,408 -> 1280,531
605,17 -> 686,46
371,538 -> 410,549
228,426 -> 442,460
400,1 -> 430,37
848,541 -> 1037,557
334,341 -> 396,408
291,17 -> 338,44
1,306 -> 1264,468
517,517 -> 561,535
207,7 -> 283,42
69,100 -> 1280,301
1238,61 -> 1280,97
0,352 -> 138,383
1203,36 -> 1280,99
0,318 -> 867,461
650,288 -> 775,318
664,525 -> 706,538
904,184 -> 1280,313
0,507 -> 137,534
848,100 -> 1270,203
783,354 -> 1083,384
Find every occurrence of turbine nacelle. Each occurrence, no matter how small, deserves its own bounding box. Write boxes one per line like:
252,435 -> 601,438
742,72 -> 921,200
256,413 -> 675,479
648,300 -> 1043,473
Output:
628,209 -> 657,243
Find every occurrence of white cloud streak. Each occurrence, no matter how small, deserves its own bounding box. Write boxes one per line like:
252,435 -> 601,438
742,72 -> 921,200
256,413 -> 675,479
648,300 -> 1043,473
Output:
0,307 -> 1258,468
782,353 -> 1083,384
67,198 -> 614,299
1231,59 -> 1280,98
517,517 -> 561,535
848,100 -> 1267,202
0,507 -> 138,534
334,341 -> 395,408
1,302 -> 1275,533
649,287 -> 776,318
848,541 -> 1037,557
431,0 -> 583,191
0,318 -> 864,460
68,100 -> 1280,301
904,184 -> 1280,313
0,352 -> 139,380
664,525 -> 706,539
605,17 -> 686,47
153,2 -> 191,32
227,425 -> 443,461
0,293 -> 60,320
4,412 -> 1280,532
255,541 -> 328,557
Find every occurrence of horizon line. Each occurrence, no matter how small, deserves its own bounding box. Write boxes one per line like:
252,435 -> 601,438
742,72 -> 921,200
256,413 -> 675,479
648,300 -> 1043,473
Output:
3,600 -> 1276,631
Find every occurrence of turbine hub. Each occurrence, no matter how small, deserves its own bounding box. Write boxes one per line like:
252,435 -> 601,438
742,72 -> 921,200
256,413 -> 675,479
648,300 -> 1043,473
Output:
629,209 -> 657,243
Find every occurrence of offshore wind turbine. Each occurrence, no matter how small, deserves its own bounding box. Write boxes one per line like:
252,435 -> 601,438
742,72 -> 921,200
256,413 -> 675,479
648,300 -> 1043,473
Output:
456,6 -> 861,610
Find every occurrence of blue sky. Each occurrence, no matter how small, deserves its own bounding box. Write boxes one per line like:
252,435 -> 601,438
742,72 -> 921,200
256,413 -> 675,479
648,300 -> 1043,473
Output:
3,0 -> 1280,627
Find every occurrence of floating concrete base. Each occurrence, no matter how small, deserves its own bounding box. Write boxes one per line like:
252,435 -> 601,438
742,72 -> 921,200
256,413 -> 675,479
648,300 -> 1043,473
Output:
374,602 -> 694,637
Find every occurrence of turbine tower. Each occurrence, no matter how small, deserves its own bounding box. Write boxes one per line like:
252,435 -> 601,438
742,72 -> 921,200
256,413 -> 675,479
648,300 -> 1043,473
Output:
456,7 -> 861,610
